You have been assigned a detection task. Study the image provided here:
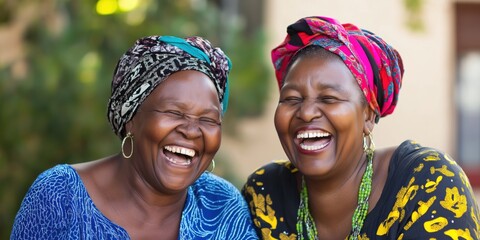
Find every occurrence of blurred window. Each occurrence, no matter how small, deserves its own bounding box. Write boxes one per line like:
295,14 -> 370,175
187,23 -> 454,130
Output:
455,3 -> 480,186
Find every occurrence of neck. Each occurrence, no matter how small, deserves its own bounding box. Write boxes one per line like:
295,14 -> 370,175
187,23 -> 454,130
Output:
305,170 -> 362,226
116,156 -> 188,225
300,152 -> 371,237
304,151 -> 367,198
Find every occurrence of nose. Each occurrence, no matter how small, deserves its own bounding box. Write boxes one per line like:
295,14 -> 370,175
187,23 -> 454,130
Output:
176,118 -> 202,139
296,99 -> 322,122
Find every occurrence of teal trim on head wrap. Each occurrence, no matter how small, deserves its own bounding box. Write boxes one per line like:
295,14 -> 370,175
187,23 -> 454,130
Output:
159,36 -> 212,64
158,35 -> 231,115
222,60 -> 231,114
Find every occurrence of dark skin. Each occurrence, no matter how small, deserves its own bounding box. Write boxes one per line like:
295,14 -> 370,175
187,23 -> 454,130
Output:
73,70 -> 222,239
275,53 -> 395,239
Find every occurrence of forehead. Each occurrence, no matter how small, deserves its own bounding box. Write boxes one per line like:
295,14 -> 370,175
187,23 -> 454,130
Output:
284,55 -> 357,88
143,70 -> 220,108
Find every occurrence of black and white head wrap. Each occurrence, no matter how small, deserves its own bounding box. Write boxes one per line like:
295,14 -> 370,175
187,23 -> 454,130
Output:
107,35 -> 231,138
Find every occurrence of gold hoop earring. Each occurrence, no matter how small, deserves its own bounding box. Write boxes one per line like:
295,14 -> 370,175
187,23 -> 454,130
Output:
363,130 -> 375,155
122,132 -> 134,159
208,159 -> 216,173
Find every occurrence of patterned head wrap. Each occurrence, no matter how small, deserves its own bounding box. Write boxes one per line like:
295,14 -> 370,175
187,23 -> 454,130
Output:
271,16 -> 404,122
108,35 -> 231,138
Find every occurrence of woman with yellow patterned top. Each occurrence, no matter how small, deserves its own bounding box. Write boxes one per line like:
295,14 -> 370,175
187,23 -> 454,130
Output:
242,16 -> 480,240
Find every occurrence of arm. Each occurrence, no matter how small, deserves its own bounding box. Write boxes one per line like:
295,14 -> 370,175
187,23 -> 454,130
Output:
241,161 -> 299,240
377,148 -> 480,239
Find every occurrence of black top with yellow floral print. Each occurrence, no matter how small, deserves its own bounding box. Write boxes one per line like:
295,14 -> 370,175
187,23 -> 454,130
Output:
242,140 -> 480,240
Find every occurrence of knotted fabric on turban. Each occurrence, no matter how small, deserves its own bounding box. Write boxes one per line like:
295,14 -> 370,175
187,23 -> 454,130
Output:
271,16 -> 404,122
108,35 -> 231,138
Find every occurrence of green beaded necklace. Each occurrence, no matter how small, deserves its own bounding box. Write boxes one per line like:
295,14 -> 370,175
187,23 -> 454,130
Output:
296,149 -> 374,240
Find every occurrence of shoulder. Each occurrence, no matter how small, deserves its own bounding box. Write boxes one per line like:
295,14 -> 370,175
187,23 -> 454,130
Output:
390,140 -> 460,172
374,140 -> 480,238
242,160 -> 297,197
243,160 -> 297,194
22,164 -> 79,200
182,173 -> 258,239
241,161 -> 299,239
388,140 -> 471,190
192,172 -> 240,197
11,164 -> 81,239
245,160 -> 297,182
189,172 -> 248,210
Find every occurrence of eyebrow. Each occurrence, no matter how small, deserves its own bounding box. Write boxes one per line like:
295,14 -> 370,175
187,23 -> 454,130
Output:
281,81 -> 347,93
158,101 -> 221,115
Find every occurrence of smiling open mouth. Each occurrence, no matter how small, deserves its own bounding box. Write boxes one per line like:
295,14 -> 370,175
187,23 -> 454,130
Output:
296,130 -> 331,151
164,145 -> 195,166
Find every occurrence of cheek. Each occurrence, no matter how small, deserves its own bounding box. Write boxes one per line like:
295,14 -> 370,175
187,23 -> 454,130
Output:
273,106 -> 288,135
274,105 -> 292,136
325,105 -> 365,132
203,127 -> 222,153
141,118 -> 173,140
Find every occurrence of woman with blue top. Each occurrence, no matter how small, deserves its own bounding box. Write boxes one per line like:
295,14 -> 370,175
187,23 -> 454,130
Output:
11,35 -> 258,239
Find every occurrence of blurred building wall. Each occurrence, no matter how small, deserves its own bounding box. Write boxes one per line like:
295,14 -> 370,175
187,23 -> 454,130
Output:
220,0 -> 470,180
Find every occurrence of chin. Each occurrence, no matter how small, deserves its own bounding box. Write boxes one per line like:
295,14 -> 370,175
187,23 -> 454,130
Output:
157,172 -> 195,192
294,159 -> 334,177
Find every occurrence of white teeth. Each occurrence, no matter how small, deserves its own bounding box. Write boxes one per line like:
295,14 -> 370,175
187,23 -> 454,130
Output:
164,145 -> 195,157
165,156 -> 192,166
300,142 -> 329,151
296,131 -> 330,139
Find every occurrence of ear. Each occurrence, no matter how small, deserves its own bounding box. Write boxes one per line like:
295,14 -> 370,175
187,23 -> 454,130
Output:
363,107 -> 376,135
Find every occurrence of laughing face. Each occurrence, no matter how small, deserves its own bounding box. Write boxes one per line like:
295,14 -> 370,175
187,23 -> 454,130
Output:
126,70 -> 221,194
274,53 -> 372,179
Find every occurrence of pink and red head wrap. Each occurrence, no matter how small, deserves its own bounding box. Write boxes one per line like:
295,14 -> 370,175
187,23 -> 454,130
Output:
271,16 -> 404,122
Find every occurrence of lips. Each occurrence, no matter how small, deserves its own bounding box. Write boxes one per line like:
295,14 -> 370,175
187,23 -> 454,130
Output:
296,129 -> 332,152
163,145 -> 196,166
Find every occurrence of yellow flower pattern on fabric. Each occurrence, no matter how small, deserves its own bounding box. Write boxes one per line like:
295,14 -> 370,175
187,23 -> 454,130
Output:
377,177 -> 418,235
279,233 -> 297,240
430,165 -> 454,177
444,153 -> 457,164
374,142 -> 480,239
425,176 -> 443,193
414,163 -> 424,173
424,217 -> 448,233
444,228 -> 474,240
357,233 -> 370,240
242,141 -> 480,240
260,228 -> 274,240
440,187 -> 467,218
471,207 -> 480,237
243,161 -> 297,240
245,186 -> 278,229
404,196 -> 436,230
422,151 -> 441,161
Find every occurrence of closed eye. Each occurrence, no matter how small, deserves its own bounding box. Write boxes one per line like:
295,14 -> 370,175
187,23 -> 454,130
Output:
280,97 -> 303,104
157,110 -> 184,118
320,96 -> 341,104
199,117 -> 222,126
156,109 -> 221,126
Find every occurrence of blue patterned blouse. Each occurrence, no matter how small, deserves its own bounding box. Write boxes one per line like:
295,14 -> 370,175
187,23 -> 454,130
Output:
11,164 -> 258,239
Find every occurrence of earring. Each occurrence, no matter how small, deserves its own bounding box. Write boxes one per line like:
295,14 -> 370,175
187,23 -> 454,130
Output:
122,132 -> 134,159
207,159 -> 216,173
363,130 -> 375,155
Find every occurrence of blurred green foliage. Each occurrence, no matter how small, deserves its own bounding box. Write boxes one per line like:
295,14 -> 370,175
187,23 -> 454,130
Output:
403,0 -> 425,31
0,0 -> 270,236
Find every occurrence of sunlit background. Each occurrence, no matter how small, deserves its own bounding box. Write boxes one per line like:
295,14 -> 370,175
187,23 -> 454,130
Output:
1,0 -> 479,237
